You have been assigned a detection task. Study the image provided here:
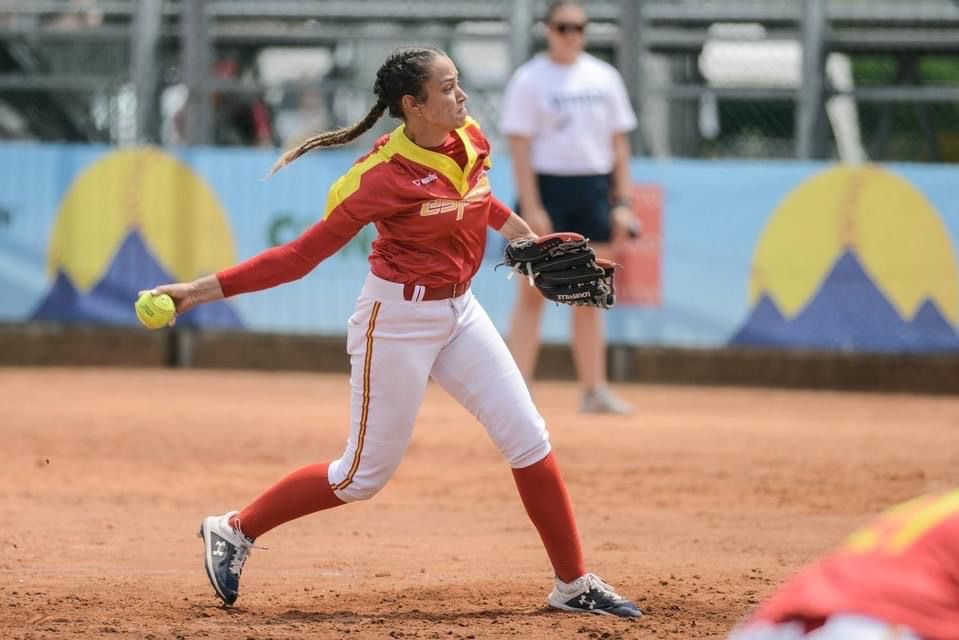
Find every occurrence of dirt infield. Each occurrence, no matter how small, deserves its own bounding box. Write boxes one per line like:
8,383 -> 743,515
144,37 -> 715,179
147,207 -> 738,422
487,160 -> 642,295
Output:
3,368 -> 958,639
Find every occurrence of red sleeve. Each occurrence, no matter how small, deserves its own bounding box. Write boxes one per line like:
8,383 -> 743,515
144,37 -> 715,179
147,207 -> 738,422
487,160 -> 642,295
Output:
488,195 -> 512,230
215,219 -> 351,297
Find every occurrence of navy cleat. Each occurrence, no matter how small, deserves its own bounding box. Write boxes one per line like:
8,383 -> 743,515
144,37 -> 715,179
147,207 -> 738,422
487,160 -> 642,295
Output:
547,573 -> 643,618
198,511 -> 257,606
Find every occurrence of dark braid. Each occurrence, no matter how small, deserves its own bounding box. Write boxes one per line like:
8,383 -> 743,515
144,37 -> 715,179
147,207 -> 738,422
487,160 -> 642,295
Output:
373,46 -> 441,118
270,46 -> 443,175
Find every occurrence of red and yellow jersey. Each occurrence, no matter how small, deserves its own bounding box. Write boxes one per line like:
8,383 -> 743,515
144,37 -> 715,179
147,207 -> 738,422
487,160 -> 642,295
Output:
753,488 -> 959,639
322,117 -> 511,286
216,118 -> 512,297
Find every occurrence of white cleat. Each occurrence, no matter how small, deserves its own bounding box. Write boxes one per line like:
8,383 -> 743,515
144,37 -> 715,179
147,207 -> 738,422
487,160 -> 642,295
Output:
548,573 -> 642,618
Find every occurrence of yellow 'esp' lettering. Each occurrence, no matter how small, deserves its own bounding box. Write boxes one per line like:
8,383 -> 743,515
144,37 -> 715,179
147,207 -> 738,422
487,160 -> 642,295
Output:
420,199 -> 466,219
418,176 -> 491,221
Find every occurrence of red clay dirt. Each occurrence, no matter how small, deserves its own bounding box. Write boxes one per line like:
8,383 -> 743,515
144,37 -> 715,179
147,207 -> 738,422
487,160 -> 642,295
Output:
2,367 -> 958,639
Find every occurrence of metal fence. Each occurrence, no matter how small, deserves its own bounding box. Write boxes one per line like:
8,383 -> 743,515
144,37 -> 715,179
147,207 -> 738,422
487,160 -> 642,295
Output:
1,0 -> 958,161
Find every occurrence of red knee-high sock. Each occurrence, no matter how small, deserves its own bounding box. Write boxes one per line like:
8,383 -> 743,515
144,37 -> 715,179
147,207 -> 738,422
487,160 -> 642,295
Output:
230,463 -> 345,540
511,452 -> 586,583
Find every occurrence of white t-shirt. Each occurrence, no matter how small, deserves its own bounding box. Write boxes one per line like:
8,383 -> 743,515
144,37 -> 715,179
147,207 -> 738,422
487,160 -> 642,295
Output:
500,52 -> 637,175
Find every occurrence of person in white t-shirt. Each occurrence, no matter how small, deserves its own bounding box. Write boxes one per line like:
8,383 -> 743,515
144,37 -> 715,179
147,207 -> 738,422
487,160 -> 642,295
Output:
500,0 -> 638,415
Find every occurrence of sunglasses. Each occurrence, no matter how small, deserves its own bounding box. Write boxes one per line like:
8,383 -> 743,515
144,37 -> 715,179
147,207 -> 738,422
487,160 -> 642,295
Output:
550,21 -> 586,35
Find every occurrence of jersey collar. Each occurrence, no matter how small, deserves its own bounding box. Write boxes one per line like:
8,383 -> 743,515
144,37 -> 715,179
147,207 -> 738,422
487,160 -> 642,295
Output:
386,122 -> 479,197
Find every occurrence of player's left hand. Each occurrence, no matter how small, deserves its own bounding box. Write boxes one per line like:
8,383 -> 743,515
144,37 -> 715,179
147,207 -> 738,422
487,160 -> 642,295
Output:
498,232 -> 618,309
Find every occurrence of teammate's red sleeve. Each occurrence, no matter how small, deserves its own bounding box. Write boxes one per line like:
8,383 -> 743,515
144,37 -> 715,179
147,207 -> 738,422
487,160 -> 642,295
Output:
216,220 -> 351,297
488,196 -> 512,230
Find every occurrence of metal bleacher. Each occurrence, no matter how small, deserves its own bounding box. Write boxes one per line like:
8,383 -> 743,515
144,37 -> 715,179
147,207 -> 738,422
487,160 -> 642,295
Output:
0,0 -> 957,160
643,1 -> 959,52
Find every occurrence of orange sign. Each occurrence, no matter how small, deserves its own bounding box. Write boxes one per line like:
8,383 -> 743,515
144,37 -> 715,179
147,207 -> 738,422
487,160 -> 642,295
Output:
613,184 -> 662,306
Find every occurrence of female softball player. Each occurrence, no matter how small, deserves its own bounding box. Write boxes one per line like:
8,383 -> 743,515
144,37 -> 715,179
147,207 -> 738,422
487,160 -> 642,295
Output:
728,487 -> 959,639
148,46 -> 640,618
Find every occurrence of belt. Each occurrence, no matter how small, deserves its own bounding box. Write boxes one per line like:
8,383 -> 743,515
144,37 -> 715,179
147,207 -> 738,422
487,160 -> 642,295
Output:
402,279 -> 471,302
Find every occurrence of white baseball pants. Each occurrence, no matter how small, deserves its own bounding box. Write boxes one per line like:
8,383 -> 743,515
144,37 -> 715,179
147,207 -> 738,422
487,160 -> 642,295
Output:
328,272 -> 551,502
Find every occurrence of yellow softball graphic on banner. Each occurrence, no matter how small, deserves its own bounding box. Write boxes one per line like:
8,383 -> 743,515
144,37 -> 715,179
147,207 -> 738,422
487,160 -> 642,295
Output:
733,164 -> 959,351
34,146 -> 243,328
48,147 -> 236,289
750,165 -> 959,323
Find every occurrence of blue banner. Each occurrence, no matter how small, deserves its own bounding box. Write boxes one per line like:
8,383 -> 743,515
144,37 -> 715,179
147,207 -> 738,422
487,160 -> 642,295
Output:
1,142 -> 957,353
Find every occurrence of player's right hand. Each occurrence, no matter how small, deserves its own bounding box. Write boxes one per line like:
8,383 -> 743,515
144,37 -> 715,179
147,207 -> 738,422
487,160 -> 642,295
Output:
138,283 -> 194,325
140,274 -> 226,325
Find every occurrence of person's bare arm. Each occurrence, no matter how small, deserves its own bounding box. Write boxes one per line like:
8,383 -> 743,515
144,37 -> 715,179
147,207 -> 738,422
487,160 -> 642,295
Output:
611,132 -> 633,203
508,135 -> 553,236
610,131 -> 639,241
497,211 -> 537,242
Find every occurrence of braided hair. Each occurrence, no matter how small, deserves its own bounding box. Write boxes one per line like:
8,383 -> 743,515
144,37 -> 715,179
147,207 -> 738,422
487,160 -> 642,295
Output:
270,46 -> 443,175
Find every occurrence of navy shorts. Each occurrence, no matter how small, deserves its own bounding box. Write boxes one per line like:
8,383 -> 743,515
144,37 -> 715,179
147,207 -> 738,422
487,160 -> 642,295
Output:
517,173 -> 613,243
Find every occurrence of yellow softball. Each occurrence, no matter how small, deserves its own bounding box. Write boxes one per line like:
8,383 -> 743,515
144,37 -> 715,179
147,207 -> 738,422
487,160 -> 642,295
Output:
134,292 -> 176,330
